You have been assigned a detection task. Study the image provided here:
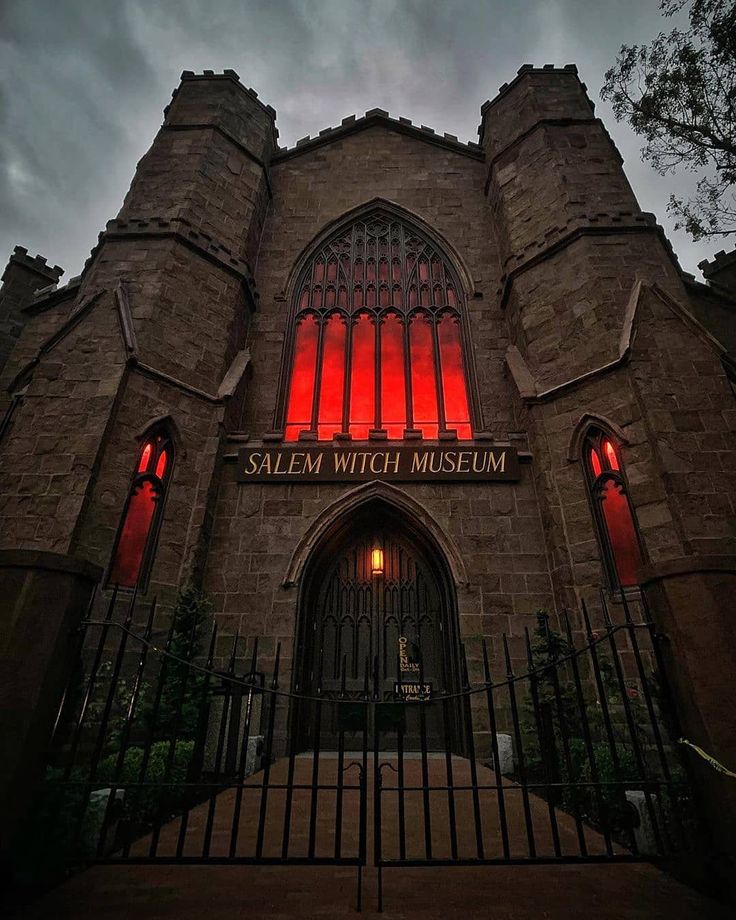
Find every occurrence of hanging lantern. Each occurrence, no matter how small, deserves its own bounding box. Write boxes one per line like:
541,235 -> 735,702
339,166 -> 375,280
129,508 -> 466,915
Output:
371,547 -> 384,576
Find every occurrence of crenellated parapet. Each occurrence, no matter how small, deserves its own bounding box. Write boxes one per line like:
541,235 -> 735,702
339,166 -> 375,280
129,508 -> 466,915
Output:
0,247 -> 65,374
699,247 -> 736,298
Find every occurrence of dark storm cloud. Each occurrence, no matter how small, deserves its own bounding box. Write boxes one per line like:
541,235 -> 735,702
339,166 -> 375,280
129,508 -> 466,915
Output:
0,0 -> 715,279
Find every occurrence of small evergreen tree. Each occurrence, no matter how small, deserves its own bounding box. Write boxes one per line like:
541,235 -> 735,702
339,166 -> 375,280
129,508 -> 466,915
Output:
152,581 -> 213,741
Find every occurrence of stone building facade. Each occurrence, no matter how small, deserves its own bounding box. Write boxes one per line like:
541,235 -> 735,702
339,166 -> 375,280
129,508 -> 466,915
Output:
1,65 -> 735,868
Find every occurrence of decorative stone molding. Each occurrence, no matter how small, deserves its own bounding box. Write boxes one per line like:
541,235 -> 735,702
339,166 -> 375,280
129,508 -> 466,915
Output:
505,279 -> 730,404
283,481 -> 469,588
567,413 -> 630,463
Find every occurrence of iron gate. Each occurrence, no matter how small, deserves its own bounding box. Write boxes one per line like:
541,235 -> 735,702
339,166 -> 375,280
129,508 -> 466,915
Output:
23,588 -> 700,912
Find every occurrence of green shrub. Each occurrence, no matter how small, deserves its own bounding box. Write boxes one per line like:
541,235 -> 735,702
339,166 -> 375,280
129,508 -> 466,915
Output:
97,739 -> 195,830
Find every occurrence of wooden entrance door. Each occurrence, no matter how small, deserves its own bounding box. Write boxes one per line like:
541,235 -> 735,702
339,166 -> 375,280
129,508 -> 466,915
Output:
297,512 -> 464,751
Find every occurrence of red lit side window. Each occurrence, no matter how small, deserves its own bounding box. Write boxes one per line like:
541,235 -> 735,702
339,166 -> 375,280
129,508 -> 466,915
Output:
282,212 -> 474,441
584,431 -> 643,589
109,431 -> 173,590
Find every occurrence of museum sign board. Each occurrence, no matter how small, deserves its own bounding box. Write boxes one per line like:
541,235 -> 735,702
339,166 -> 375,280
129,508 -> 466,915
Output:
236,445 -> 520,483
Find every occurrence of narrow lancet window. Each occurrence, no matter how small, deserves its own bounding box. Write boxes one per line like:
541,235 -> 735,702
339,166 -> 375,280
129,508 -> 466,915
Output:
583,430 -> 643,589
109,429 -> 174,590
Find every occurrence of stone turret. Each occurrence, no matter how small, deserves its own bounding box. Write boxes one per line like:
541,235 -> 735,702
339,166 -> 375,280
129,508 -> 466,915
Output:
0,247 -> 63,374
480,65 -> 684,392
118,69 -> 277,265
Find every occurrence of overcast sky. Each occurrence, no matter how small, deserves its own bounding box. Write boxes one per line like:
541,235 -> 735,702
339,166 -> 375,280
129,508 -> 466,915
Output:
0,0 -> 721,281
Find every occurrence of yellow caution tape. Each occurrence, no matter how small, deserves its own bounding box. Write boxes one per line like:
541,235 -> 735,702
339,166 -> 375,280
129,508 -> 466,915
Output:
678,739 -> 736,779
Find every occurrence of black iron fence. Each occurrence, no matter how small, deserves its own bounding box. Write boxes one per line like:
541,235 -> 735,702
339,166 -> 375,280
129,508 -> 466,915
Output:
20,588 -> 701,912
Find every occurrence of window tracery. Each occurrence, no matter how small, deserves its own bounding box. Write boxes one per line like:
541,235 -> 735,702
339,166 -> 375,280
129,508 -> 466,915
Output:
282,212 -> 473,441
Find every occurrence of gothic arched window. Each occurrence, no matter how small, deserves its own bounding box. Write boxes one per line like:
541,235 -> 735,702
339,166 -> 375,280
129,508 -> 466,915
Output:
280,211 -> 474,441
583,430 -> 643,589
108,429 -> 174,590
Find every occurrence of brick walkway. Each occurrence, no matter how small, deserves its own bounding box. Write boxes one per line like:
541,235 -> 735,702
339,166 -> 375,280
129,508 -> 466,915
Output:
12,755 -> 728,919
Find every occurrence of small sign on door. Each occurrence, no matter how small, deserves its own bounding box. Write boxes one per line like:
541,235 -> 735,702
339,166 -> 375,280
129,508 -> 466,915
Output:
394,682 -> 432,702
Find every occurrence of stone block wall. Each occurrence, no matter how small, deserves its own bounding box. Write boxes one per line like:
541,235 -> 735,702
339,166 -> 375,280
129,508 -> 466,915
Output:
202,120 -> 555,686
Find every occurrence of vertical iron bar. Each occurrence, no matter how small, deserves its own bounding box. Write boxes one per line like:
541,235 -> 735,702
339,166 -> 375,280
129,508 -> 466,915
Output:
546,634 -> 588,856
72,587 -> 137,854
396,654 -> 406,862
255,644 -> 281,859
176,622 -> 217,858
562,613 -> 615,856
280,686 -> 298,860
334,655 -> 347,859
524,628 -> 561,857
441,693 -> 458,859
597,600 -> 664,852
620,590 -> 683,846
202,632 -> 239,857
51,583 -> 98,746
96,596 -> 158,856
503,635 -> 537,858
229,638 -> 259,858
307,648 -> 324,859
461,646 -> 484,859
373,655 -> 382,891
482,640 -> 510,859
121,609 -> 178,858
580,601 -> 638,854
148,606 -> 204,857
63,585 -> 118,780
418,652 -> 432,860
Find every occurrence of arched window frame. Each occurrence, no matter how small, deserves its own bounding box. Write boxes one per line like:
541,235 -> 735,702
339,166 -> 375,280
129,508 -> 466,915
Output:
582,428 -> 644,592
275,207 -> 481,441
107,428 -> 175,592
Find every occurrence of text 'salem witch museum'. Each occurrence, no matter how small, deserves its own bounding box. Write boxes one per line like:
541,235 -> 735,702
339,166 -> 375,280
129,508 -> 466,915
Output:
1,64 -> 736,906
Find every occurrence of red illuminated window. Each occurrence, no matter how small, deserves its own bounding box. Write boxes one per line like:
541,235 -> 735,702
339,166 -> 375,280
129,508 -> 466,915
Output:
281,211 -> 474,441
583,431 -> 643,590
108,430 -> 174,590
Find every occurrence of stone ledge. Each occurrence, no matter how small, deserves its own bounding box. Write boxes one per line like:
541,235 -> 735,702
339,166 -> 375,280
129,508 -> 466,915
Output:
69,217 -> 261,313
0,549 -> 102,581
497,217 -> 682,309
639,555 -> 736,584
501,210 -> 657,273
24,275 -> 82,314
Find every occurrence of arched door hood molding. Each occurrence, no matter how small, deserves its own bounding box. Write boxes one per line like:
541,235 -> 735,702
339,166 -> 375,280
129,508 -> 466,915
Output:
283,480 -> 468,588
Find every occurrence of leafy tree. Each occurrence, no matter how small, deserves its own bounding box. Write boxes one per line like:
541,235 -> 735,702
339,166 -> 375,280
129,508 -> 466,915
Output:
601,1 -> 736,239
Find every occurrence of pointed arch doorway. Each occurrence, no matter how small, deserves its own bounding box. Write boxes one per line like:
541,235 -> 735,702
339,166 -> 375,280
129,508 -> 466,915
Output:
294,499 -> 467,752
